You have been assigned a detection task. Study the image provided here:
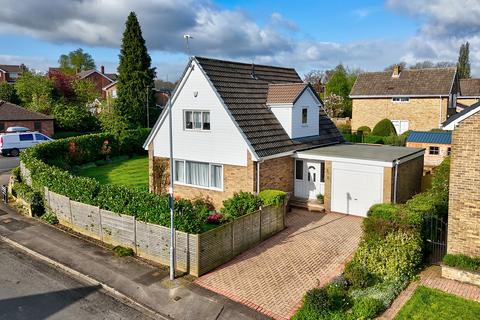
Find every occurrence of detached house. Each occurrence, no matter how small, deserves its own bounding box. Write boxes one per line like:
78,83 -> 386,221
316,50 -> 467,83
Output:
144,57 -> 424,217
0,64 -> 25,84
351,65 -> 459,133
77,66 -> 117,98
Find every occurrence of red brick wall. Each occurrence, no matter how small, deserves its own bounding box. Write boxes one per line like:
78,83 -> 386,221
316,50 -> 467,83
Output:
0,120 -> 54,137
84,72 -> 113,99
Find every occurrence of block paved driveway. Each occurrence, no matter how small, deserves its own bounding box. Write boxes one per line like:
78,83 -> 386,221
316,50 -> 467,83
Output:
195,209 -> 363,320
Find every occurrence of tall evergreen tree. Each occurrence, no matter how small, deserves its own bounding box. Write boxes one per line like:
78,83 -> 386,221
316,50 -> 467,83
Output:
116,12 -> 156,128
457,42 -> 471,79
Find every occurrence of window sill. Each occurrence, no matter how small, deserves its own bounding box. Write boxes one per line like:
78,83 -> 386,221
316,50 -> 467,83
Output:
174,181 -> 223,192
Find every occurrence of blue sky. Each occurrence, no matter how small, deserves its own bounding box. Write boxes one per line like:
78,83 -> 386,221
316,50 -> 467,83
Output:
0,0 -> 478,80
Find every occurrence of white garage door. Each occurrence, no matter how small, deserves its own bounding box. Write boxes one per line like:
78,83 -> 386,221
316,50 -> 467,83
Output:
331,162 -> 384,217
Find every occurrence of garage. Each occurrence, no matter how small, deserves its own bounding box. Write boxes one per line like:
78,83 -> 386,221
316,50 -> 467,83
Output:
295,144 -> 425,217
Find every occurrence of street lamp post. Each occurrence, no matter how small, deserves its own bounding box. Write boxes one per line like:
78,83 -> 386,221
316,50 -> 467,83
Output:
146,86 -> 150,128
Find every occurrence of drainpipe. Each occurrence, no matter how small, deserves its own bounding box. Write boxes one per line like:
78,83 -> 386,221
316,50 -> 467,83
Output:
256,160 -> 263,194
393,159 -> 400,204
438,96 -> 443,128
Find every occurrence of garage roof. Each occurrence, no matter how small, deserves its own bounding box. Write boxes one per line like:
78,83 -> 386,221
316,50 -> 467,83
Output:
297,144 -> 424,163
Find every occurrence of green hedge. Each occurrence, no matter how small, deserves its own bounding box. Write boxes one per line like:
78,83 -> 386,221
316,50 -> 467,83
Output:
258,189 -> 287,207
443,254 -> 480,272
220,191 -> 262,220
12,182 -> 44,215
372,119 -> 397,136
20,129 -> 213,234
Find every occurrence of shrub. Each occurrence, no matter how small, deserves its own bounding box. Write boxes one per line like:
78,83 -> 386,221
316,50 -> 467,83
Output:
113,246 -> 135,257
337,124 -> 351,134
344,261 -> 374,289
351,231 -> 422,281
207,213 -> 223,224
258,189 -> 287,207
371,119 -> 397,137
317,193 -> 324,203
363,135 -> 385,144
357,126 -> 371,135
41,210 -> 59,225
221,191 -> 262,220
350,277 -> 409,309
53,103 -> 100,132
12,182 -> 44,216
351,297 -> 384,319
443,254 -> 480,272
12,166 -> 21,180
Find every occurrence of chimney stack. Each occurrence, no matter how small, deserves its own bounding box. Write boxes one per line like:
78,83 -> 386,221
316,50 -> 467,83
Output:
101,65 -> 105,74
392,64 -> 401,78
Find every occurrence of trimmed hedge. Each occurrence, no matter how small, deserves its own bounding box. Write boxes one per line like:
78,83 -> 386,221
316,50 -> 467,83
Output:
258,189 -> 287,208
19,129 -> 213,234
357,125 -> 371,135
221,191 -> 262,220
372,119 -> 397,136
443,254 -> 480,272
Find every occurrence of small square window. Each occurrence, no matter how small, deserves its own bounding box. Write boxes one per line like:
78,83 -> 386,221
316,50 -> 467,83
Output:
447,147 -> 451,156
429,146 -> 439,155
34,121 -> 41,131
302,108 -> 308,124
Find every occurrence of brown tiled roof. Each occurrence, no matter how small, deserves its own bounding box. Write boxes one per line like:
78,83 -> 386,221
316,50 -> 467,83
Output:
459,78 -> 480,97
350,68 -> 457,97
195,57 -> 343,157
77,69 -> 116,82
0,101 -> 54,121
266,83 -> 308,104
105,73 -> 117,81
0,65 -> 22,73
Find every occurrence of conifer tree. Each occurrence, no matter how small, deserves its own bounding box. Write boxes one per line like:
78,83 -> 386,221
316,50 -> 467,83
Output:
116,12 -> 156,128
457,42 -> 471,79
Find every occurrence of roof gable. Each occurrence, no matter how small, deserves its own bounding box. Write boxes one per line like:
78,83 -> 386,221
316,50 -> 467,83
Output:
443,101 -> 480,130
0,101 -> 54,121
267,83 -> 308,105
351,68 -> 457,97
77,69 -> 115,82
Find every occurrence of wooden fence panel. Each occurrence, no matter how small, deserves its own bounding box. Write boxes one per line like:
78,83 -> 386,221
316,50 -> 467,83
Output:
198,224 -> 233,275
135,221 -> 170,265
260,206 -> 284,240
232,210 -> 261,256
70,200 -> 102,241
47,190 -> 72,226
100,209 -> 136,249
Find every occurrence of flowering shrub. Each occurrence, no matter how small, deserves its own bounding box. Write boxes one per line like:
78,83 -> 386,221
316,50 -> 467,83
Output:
207,213 -> 223,225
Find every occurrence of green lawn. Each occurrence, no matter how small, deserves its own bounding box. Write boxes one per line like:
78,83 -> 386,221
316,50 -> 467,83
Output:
76,155 -> 148,189
395,286 -> 480,320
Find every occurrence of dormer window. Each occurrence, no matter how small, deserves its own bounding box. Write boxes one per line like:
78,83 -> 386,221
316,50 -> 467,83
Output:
184,110 -> 210,131
392,97 -> 410,103
302,108 -> 308,124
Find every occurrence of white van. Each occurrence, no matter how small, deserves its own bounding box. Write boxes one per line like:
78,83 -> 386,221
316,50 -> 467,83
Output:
0,131 -> 53,156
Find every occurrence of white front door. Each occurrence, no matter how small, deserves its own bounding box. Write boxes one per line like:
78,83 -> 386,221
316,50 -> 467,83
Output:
331,162 -> 383,217
294,159 -> 324,199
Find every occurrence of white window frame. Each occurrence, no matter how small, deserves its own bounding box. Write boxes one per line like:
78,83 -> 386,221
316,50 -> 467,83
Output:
183,110 -> 210,131
392,97 -> 410,103
174,159 -> 223,191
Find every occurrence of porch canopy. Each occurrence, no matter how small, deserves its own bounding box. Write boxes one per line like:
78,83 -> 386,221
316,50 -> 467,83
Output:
296,143 -> 424,167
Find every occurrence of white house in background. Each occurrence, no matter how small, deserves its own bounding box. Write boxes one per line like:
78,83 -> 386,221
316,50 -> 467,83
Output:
144,57 -> 424,217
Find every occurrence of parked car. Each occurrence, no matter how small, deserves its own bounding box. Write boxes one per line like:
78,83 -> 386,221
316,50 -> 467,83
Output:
0,131 -> 52,156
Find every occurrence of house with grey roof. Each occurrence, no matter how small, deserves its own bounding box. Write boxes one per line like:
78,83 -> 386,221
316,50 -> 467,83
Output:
457,78 -> 480,107
350,65 -> 459,133
144,57 -> 424,217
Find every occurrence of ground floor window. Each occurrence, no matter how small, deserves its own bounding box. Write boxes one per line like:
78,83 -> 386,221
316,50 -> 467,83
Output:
174,159 -> 223,189
429,146 -> 440,155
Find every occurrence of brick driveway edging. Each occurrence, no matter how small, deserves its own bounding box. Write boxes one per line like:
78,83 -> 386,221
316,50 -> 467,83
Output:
195,209 -> 363,320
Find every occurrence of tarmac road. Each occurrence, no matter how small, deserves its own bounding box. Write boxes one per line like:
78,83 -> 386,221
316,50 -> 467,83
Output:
0,155 -> 19,185
0,240 -> 153,320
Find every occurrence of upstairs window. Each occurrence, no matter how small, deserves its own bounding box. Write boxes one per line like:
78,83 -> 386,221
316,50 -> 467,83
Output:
301,108 -> 308,124
429,146 -> 439,155
184,110 -> 210,131
392,97 -> 410,103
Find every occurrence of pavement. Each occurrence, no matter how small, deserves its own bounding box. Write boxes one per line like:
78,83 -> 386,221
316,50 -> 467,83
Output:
0,240 -> 151,320
0,203 -> 269,320
0,155 -> 19,185
196,209 -> 364,320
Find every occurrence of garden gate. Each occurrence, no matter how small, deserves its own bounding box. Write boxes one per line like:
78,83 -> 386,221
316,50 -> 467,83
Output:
423,214 -> 448,264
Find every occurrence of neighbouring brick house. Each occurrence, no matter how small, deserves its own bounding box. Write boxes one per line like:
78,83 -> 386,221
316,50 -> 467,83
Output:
103,79 -> 174,108
457,78 -> 480,107
406,131 -> 452,169
77,66 -> 117,99
447,103 -> 480,258
0,101 -> 54,136
0,64 -> 25,84
350,65 -> 459,133
144,57 -> 424,216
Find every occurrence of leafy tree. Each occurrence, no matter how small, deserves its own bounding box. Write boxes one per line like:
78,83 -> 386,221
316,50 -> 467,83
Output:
323,93 -> 345,118
14,71 -> 54,114
325,64 -> 356,117
457,42 -> 471,79
409,61 -> 456,69
72,79 -> 99,105
53,103 -> 100,132
48,69 -> 76,101
0,82 -> 19,103
59,48 -> 96,75
116,12 -> 156,128
98,100 -> 130,134
303,69 -> 326,94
